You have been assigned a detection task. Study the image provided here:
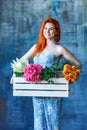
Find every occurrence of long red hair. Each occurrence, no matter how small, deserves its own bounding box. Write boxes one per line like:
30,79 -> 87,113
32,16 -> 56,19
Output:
33,17 -> 61,56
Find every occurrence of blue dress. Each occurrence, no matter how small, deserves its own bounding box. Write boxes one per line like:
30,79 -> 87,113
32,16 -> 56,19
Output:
33,52 -> 61,130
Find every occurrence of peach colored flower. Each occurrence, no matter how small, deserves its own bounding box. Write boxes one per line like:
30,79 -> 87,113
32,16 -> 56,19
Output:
70,66 -> 77,72
64,64 -> 71,72
64,75 -> 71,81
75,69 -> 80,77
71,77 -> 77,82
63,64 -> 80,83
62,70 -> 69,75
68,73 -> 74,80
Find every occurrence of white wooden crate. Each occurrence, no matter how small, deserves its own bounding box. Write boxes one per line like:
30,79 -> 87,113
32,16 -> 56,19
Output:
13,77 -> 70,97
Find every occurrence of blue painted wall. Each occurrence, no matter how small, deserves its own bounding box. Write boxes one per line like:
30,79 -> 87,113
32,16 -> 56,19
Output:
0,0 -> 87,130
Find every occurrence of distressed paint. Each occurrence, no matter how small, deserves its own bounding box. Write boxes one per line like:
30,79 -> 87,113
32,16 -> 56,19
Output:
0,0 -> 87,130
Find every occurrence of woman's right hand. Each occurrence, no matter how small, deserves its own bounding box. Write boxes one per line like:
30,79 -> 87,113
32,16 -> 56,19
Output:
10,74 -> 15,84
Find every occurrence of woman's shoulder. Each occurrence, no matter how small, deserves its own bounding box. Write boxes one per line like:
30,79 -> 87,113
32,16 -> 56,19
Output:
56,44 -> 65,50
54,44 -> 67,56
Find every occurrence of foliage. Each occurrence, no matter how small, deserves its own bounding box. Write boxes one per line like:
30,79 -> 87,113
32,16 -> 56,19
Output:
41,64 -> 64,83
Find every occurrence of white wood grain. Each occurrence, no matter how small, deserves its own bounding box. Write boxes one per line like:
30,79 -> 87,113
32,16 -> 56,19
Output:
13,77 -> 68,84
13,90 -> 70,97
13,77 -> 70,97
13,84 -> 69,90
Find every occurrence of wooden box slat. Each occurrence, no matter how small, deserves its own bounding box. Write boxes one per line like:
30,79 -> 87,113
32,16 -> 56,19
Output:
13,90 -> 69,97
13,84 -> 69,90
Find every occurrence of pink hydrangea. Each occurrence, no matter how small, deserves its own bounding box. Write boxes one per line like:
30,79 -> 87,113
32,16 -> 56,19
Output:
23,64 -> 43,83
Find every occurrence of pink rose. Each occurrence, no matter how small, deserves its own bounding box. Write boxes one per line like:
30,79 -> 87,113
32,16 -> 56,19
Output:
23,64 -> 43,83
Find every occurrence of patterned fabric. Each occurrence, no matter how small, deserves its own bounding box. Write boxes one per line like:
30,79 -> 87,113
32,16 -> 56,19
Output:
33,97 -> 60,130
33,52 -> 58,68
33,52 -> 61,130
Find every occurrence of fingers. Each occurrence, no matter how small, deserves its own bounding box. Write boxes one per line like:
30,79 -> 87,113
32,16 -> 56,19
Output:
10,74 -> 15,84
10,77 -> 13,84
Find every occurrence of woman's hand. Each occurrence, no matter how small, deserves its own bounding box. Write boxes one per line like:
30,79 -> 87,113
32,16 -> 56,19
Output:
76,64 -> 82,70
10,74 -> 15,84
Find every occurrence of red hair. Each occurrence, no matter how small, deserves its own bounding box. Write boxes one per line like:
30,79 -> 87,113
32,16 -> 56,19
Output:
33,18 -> 61,56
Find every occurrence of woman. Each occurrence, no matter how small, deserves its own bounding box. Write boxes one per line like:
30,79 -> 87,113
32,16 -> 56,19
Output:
11,18 -> 81,130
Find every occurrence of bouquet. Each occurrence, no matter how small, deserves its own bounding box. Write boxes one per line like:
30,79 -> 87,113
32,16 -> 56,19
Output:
23,63 -> 81,83
63,64 -> 80,82
11,58 -> 81,83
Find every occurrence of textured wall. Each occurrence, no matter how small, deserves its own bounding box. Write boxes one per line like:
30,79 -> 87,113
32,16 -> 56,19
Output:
0,0 -> 87,130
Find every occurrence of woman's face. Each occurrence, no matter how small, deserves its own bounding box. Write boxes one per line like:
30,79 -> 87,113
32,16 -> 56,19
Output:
43,22 -> 57,40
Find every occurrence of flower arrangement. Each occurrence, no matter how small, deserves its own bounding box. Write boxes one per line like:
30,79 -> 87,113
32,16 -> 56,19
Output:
11,58 -> 81,83
62,64 -> 80,82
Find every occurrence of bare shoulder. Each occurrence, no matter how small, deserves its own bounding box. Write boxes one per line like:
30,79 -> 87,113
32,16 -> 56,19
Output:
55,44 -> 70,57
56,44 -> 72,55
56,44 -> 65,52
53,44 -> 64,57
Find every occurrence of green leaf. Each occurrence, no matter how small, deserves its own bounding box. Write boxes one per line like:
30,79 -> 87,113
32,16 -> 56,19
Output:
14,72 -> 24,77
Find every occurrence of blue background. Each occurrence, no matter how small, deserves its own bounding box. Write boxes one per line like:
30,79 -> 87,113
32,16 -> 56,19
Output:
0,0 -> 87,130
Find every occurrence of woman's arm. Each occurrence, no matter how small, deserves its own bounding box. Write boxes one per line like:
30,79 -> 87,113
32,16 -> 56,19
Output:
21,44 -> 36,60
10,44 -> 36,84
58,45 -> 82,67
